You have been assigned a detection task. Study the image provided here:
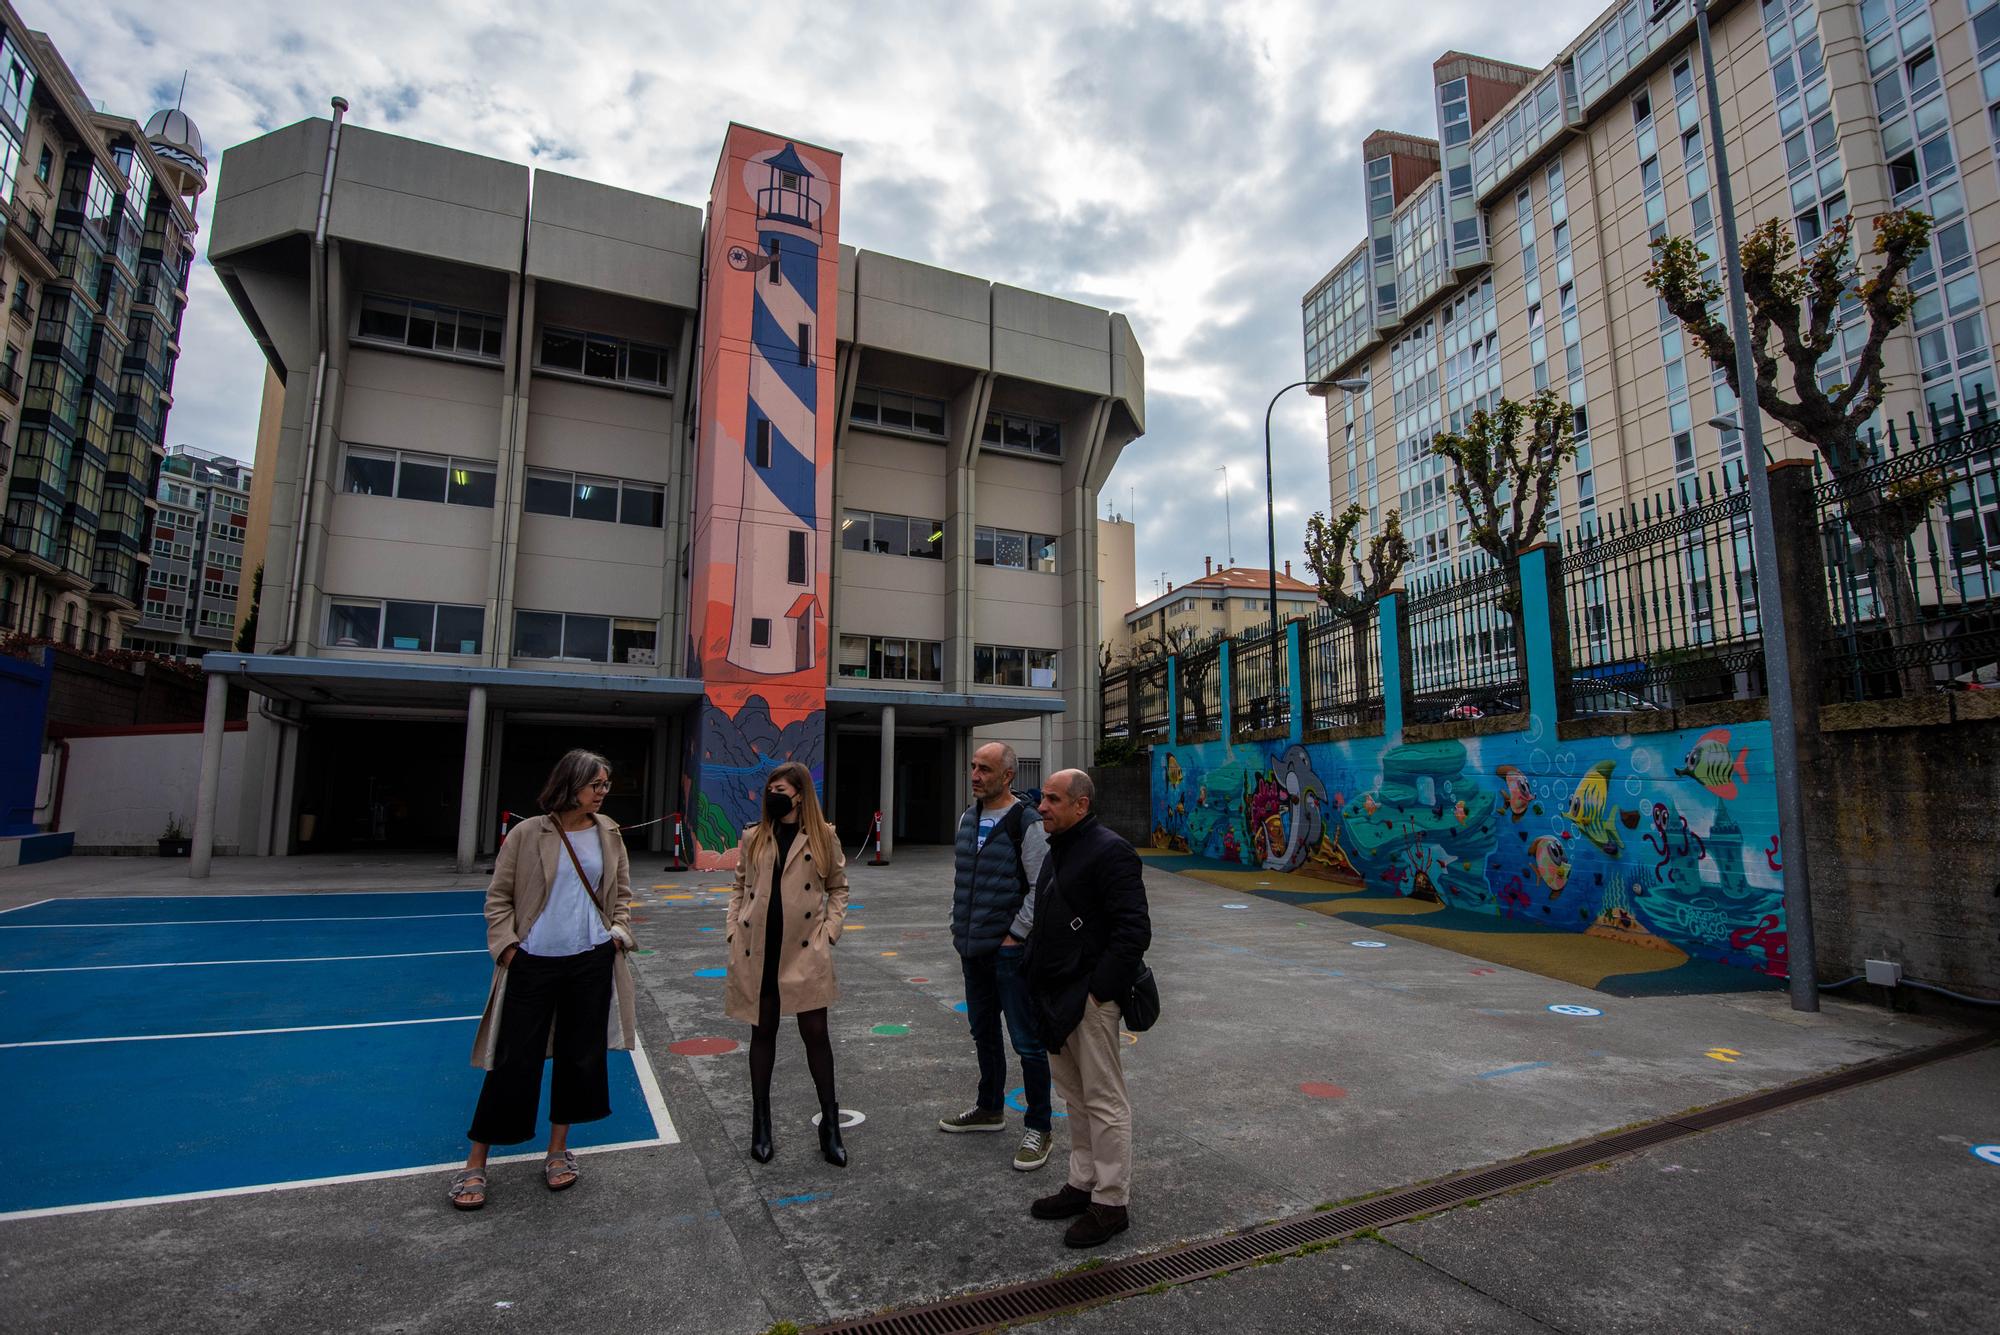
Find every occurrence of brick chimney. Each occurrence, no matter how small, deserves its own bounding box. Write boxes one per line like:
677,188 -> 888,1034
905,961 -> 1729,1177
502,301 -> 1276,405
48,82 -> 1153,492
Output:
1205,556 -> 1212,576
1284,560 -> 1292,578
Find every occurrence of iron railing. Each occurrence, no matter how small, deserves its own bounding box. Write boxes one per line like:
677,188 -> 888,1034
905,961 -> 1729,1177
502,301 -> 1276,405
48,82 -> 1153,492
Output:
1229,628 -> 1289,735
1300,604 -> 1382,731
1818,399 -> 2000,700
1175,631 -> 1225,743
1133,659 -> 1170,741
1403,558 -> 1523,722
1099,663 -> 1134,739
1559,467 -> 1765,716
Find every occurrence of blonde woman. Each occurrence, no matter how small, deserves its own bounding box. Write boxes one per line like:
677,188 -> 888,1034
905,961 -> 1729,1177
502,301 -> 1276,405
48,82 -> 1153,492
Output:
725,761 -> 850,1166
450,749 -> 636,1211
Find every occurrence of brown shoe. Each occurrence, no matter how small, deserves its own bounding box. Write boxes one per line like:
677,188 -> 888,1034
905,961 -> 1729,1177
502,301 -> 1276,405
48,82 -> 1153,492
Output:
1031,1183 -> 1092,1220
1063,1202 -> 1130,1248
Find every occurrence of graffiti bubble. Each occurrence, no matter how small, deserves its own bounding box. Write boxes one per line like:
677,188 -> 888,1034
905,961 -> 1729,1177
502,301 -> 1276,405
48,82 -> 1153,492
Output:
1972,1145 -> 2000,1166
1529,748 -> 1553,774
1624,777 -> 1643,798
1526,715 -> 1546,744
1631,750 -> 1656,773
1548,1003 -> 1603,1017
1611,734 -> 1635,750
1554,751 -> 1577,776
1350,940 -> 1389,949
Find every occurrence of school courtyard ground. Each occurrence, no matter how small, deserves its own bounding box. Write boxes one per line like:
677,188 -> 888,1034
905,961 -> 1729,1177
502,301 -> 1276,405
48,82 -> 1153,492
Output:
2,847 -> 1994,1334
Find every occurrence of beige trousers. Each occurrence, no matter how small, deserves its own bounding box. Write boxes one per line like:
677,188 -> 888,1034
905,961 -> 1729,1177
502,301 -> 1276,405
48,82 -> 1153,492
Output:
1047,996 -> 1131,1207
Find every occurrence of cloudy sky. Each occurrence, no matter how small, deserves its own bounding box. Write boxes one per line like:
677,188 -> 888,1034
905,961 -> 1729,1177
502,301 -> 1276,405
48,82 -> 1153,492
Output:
41,0 -> 1608,611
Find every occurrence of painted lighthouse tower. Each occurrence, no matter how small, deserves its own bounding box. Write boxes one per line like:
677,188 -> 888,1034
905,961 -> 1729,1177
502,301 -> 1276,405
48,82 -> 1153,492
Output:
684,128 -> 842,867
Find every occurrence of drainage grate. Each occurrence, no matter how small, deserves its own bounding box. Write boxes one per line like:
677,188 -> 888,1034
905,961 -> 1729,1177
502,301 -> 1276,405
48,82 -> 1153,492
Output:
805,1032 -> 1992,1335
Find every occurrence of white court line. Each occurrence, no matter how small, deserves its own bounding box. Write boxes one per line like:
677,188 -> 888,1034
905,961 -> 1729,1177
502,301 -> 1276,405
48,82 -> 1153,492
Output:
0,899 -> 51,918
0,948 -> 488,975
0,1049 -> 679,1223
0,912 -> 484,929
0,1014 -> 482,1049
24,888 -> 481,900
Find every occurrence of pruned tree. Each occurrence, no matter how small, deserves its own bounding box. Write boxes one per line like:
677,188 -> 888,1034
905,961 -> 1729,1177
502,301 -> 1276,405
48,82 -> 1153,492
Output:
1430,391 -> 1578,613
1645,208 -> 1935,692
1139,623 -> 1223,734
1303,504 -> 1410,616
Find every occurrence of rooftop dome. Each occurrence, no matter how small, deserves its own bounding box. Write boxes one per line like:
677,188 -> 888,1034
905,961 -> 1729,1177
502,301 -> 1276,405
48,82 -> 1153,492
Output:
144,108 -> 208,197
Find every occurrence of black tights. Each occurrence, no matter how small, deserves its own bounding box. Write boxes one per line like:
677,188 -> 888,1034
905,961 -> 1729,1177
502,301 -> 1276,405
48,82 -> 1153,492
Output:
749,994 -> 837,1109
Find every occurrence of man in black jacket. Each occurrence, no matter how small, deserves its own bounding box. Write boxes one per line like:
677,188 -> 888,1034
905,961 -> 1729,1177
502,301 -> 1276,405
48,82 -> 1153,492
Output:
1023,768 -> 1151,1248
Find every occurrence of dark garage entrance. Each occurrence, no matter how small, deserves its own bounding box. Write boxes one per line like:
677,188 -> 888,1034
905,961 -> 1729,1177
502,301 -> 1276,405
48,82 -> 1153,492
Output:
296,718 -> 462,852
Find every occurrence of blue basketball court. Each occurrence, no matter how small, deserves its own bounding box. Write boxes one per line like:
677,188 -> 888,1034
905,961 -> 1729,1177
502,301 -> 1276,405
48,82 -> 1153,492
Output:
0,891 -> 675,1220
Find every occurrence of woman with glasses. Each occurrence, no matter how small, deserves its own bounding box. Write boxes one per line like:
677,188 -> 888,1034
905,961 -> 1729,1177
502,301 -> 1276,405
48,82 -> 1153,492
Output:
450,749 -> 637,1210
725,761 -> 851,1166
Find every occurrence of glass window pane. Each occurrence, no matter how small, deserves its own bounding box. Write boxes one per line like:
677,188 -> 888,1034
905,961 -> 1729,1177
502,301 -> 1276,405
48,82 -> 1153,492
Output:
396,456 -> 447,503
981,413 -> 1002,444
997,646 -> 1026,686
625,344 -> 663,385
358,297 -> 405,342
1032,421 -> 1061,456
612,619 -> 658,665
870,513 -> 907,555
974,526 -> 996,565
429,310 -> 457,353
435,604 -> 483,655
619,483 -> 665,527
383,600 -> 434,652
919,640 -> 942,681
878,392 -> 914,431
457,316 -> 487,355
912,518 -> 944,559
447,462 -> 495,508
344,448 -> 396,496
974,644 -> 995,683
328,601 -> 380,648
994,530 -> 1027,569
406,308 -> 437,350
1003,416 -> 1032,450
880,638 -> 907,679
514,610 -> 562,658
562,614 -> 610,661
849,386 -> 879,424
583,338 -> 619,380
841,510 -> 872,551
524,471 -> 571,516
573,475 -> 619,522
1032,534 -> 1058,572
912,397 -> 946,436
838,634 -> 870,678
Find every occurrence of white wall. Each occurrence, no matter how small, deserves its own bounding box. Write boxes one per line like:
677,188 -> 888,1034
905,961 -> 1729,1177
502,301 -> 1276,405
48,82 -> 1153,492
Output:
58,730 -> 247,854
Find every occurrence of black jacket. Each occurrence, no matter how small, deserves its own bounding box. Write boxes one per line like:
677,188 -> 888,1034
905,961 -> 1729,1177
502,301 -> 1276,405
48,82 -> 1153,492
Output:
1024,813 -> 1151,1050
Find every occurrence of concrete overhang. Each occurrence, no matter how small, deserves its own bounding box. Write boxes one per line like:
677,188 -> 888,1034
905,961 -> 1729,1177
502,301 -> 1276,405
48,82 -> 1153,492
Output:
825,685 -> 1065,730
202,653 -> 705,717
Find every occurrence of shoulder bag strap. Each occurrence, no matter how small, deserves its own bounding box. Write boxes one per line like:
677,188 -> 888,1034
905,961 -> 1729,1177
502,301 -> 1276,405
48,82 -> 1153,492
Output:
554,822 -> 605,914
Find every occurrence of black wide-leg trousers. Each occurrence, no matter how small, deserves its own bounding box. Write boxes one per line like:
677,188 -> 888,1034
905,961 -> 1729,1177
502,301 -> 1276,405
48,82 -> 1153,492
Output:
467,941 -> 615,1146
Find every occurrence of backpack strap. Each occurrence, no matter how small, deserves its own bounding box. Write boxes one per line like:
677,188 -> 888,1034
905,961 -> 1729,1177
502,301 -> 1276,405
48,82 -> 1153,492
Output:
1002,798 -> 1032,897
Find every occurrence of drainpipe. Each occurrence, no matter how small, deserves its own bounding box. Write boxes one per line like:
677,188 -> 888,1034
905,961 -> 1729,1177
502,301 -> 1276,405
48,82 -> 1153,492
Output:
278,95 -> 349,654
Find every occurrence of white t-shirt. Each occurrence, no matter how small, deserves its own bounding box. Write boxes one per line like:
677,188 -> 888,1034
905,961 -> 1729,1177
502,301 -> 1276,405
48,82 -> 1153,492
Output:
521,827 -> 612,958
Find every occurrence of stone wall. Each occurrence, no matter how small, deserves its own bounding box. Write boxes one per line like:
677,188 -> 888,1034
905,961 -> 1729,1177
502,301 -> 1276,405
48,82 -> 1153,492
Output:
1091,762 -> 1152,847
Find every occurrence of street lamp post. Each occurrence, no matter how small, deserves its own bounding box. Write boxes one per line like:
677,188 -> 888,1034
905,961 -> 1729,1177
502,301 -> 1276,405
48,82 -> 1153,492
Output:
1680,0 -> 1818,1010
1263,376 -> 1370,677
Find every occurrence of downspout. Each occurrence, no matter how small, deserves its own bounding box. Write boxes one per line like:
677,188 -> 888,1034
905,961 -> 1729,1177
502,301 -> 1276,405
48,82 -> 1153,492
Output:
278,95 -> 349,654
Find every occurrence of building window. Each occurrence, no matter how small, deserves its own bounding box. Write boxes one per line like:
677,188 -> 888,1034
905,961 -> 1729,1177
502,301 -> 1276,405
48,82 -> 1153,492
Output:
841,509 -> 944,559
837,633 -> 942,681
974,525 -> 1057,571
981,410 -> 1063,458
327,598 -> 483,654
754,419 -> 773,468
787,531 -> 807,584
343,444 -> 496,508
521,468 -> 665,527
613,618 -> 658,665
536,326 -> 673,390
797,323 -> 810,366
750,617 -> 771,647
513,609 -> 627,663
973,644 -> 1058,688
849,387 -> 948,439
355,294 -> 504,360
36,146 -> 50,183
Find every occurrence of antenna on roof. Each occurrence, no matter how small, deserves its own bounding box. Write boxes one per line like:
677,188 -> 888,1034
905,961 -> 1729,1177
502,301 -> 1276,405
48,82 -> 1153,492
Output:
176,71 -> 188,111
1215,465 -> 1235,566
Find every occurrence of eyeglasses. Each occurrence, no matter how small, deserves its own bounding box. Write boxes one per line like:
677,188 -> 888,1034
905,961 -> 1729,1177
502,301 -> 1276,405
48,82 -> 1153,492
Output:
585,780 -> 613,793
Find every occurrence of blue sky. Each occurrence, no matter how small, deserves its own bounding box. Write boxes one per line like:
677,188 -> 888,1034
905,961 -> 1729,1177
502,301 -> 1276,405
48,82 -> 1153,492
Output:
38,0 -> 1608,612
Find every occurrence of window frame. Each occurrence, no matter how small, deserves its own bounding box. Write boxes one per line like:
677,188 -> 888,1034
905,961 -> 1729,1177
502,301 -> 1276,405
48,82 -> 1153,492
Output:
325,596 -> 484,655
519,467 -> 666,528
353,293 -> 504,363
534,324 -> 675,393
342,443 -> 496,509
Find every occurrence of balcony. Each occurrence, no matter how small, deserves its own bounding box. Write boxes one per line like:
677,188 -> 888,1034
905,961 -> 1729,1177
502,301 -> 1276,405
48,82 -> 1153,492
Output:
3,208 -> 57,280
7,295 -> 30,327
0,363 -> 18,401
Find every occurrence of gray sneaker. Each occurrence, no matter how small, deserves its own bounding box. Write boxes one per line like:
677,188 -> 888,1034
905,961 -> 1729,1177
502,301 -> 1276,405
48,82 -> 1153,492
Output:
939,1105 -> 1007,1133
1013,1127 -> 1053,1171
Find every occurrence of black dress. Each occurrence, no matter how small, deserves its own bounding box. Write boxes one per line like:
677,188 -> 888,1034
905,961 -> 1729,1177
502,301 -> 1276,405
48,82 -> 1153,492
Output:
760,824 -> 799,1005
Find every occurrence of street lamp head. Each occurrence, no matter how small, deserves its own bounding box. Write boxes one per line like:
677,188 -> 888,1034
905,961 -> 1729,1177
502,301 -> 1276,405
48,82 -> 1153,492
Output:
1708,412 -> 1739,430
1330,377 -> 1370,393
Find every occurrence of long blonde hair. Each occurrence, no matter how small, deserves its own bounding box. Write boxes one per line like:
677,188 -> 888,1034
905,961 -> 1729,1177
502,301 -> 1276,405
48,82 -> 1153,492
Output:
740,762 -> 837,873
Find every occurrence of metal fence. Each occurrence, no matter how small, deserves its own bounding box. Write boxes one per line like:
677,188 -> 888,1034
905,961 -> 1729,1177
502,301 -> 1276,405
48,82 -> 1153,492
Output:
1229,628 -> 1290,735
1133,660 -> 1170,741
1099,663 -> 1134,739
1818,405 -> 2000,700
1559,468 -> 1766,716
1402,559 -> 1523,722
1300,604 -> 1382,731
1175,631 -> 1225,743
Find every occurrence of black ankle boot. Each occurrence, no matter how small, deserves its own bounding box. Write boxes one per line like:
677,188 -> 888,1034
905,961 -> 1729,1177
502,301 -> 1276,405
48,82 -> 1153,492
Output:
750,1097 -> 774,1163
818,1102 -> 848,1168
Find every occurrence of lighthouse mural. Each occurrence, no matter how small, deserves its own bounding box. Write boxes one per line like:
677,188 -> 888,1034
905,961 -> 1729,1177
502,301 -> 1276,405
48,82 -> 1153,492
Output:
684,127 -> 842,867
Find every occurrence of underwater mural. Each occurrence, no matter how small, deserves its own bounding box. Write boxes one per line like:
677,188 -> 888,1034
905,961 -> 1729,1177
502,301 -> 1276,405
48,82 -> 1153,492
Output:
1151,715 -> 1786,976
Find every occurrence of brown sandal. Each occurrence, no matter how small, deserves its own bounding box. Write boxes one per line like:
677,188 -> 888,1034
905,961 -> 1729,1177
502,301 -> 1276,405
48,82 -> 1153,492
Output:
543,1150 -> 579,1191
448,1169 -> 488,1211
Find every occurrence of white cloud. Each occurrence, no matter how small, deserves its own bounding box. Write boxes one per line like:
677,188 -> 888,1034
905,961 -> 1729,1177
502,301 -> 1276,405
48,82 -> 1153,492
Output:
33,0 -> 1606,609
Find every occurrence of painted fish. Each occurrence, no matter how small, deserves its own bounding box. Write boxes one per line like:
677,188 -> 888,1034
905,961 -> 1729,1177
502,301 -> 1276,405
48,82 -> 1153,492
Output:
1362,795 -> 1378,817
1495,765 -> 1533,820
1165,755 -> 1184,787
1564,760 -> 1625,857
1453,800 -> 1469,826
1529,835 -> 1570,895
1676,729 -> 1749,800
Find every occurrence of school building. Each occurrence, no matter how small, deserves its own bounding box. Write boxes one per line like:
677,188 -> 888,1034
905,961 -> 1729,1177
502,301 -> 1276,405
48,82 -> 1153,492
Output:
195,111 -> 1144,868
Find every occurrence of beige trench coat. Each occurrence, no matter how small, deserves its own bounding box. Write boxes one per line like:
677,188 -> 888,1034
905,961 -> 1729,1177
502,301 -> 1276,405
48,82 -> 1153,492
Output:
724,826 -> 849,1023
468,813 -> 638,1070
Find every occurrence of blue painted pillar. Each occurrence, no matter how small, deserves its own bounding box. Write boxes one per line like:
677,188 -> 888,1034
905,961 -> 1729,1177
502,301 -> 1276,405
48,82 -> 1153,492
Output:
1285,620 -> 1304,742
1378,593 -> 1404,739
1218,639 -> 1234,741
1166,655 -> 1180,747
1517,545 -> 1560,726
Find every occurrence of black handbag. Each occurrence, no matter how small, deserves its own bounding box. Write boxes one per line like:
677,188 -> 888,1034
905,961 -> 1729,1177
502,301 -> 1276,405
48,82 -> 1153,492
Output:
1123,964 -> 1161,1032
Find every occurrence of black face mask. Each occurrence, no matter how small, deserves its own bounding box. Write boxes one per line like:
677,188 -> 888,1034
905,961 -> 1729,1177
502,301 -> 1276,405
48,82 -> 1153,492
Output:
764,790 -> 796,821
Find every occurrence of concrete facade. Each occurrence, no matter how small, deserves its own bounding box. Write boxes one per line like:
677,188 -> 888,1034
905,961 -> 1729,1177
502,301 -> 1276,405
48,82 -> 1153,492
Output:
124,445 -> 252,660
1122,563 -> 1320,655
206,115 -> 1143,861
1303,0 -> 2000,580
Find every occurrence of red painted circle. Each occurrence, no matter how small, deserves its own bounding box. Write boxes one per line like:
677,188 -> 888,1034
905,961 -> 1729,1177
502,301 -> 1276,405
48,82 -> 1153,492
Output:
907,977 -> 930,984
668,1037 -> 739,1057
1299,1081 -> 1347,1099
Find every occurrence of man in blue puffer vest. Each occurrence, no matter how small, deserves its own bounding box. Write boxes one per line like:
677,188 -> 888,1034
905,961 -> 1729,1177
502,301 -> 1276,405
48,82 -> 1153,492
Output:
939,740 -> 1053,1172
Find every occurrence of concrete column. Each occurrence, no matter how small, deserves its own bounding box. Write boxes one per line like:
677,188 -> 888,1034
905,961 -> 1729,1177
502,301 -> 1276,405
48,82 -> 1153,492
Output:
1039,711 -> 1056,784
271,722 -> 300,856
455,686 -> 489,874
878,704 -> 896,863
1516,545 -> 1567,726
1378,592 -> 1407,741
189,671 -> 229,879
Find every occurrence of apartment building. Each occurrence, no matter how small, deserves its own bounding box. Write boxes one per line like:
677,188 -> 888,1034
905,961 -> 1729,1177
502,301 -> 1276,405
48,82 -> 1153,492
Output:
1302,0 -> 2000,581
124,445 -> 251,659
0,0 -> 202,653
1122,562 -> 1320,652
200,115 -> 1143,865
1094,513 -> 1137,667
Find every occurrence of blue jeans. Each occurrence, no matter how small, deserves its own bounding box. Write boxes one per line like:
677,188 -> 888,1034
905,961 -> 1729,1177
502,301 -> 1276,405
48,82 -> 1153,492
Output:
961,944 -> 1051,1133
